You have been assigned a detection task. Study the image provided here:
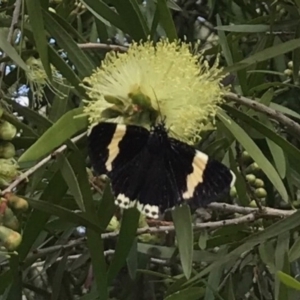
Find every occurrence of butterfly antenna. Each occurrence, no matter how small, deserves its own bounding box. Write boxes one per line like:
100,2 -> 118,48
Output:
151,87 -> 165,125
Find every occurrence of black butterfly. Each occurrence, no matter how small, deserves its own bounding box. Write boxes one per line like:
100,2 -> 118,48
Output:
88,121 -> 236,218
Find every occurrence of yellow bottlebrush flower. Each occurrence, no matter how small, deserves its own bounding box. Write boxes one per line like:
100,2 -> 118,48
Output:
82,39 -> 227,144
26,57 -> 71,103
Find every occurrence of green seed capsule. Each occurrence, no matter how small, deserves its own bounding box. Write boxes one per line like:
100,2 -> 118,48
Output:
241,151 -> 251,162
0,122 -> 17,141
255,188 -> 267,198
0,142 -> 15,159
254,178 -> 265,188
284,69 -> 293,76
246,174 -> 256,184
246,163 -> 260,173
0,226 -> 22,251
249,200 -> 257,208
230,186 -> 237,197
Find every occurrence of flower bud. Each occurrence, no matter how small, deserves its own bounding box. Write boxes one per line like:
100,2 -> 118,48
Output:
4,193 -> 28,212
0,142 -> 15,159
0,121 -> 17,140
0,226 -> 22,251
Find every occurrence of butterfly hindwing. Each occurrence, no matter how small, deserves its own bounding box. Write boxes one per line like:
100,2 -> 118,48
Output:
166,138 -> 235,207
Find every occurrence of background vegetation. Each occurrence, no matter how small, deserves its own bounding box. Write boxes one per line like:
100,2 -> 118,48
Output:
1,0 -> 300,299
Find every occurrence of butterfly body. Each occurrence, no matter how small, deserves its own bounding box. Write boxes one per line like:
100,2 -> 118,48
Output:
88,122 -> 235,218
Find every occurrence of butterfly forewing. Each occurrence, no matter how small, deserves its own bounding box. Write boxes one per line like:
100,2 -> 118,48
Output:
88,122 -> 149,176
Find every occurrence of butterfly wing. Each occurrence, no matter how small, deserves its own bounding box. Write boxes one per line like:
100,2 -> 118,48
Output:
88,122 -> 235,219
88,122 -> 158,215
166,138 -> 235,207
88,122 -> 149,176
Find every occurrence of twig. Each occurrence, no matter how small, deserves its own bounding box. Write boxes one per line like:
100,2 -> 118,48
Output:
207,202 -> 294,217
101,213 -> 257,239
225,92 -> 300,139
1,132 -> 87,195
77,43 -> 128,52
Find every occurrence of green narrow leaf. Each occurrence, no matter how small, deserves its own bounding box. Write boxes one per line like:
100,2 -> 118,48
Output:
111,0 -> 149,40
198,230 -> 208,250
47,44 -> 85,95
5,97 -> 52,132
258,240 -> 276,273
292,25 -> 300,84
225,38 -> 300,73
216,15 -> 233,66
267,138 -> 286,179
228,148 -> 250,206
223,104 -> 300,166
288,237 -> 300,262
81,0 -> 127,32
52,252 -> 68,300
86,229 -> 108,300
224,276 -> 236,300
270,103 -> 300,120
126,238 -> 138,280
25,0 -> 52,79
0,271 -> 12,295
6,256 -> 22,300
25,198 -> 102,234
48,87 -> 69,122
277,271 -> 300,291
59,155 -> 85,211
217,109 -> 288,202
215,24 -> 270,32
172,205 -> 193,279
97,182 -> 116,229
42,10 -> 95,78
18,108 -> 87,162
0,29 -> 29,72
94,18 -> 109,42
107,208 -> 140,283
165,287 -> 205,300
156,0 -> 178,41
184,209 -> 300,288
204,264 -> 223,300
18,171 -> 68,260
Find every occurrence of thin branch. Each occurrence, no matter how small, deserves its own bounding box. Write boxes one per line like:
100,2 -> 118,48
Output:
101,213 -> 257,239
77,43 -> 128,52
1,132 -> 87,195
225,92 -> 300,138
207,202 -> 294,217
